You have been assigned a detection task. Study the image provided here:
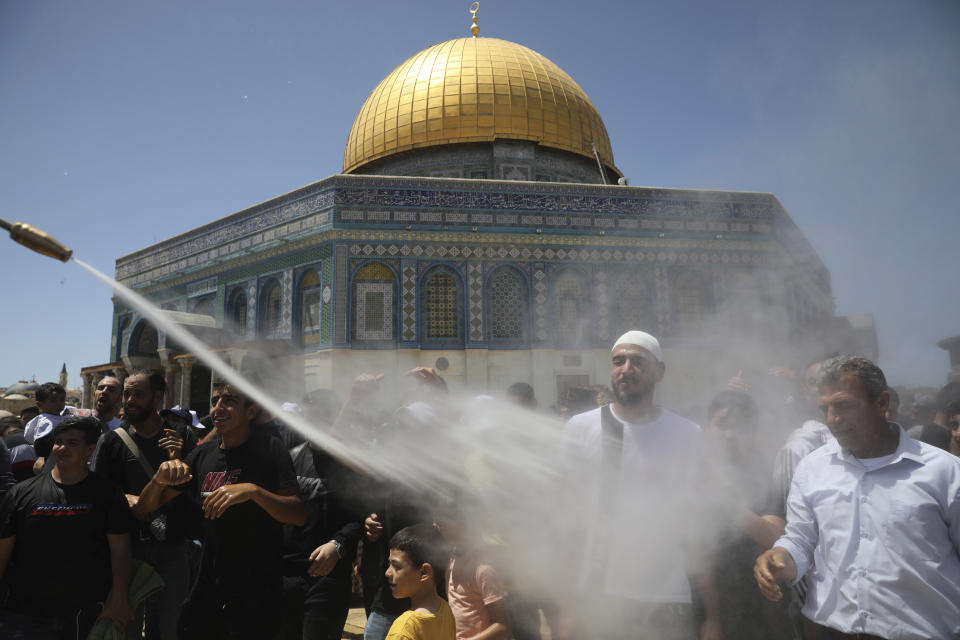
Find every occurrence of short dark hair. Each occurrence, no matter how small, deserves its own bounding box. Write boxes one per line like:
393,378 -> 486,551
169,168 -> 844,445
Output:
817,355 -> 887,401
389,524 -> 448,586
507,382 -> 535,403
707,390 -> 759,429
20,405 -> 40,419
52,415 -> 103,444
128,370 -> 166,394
36,382 -> 66,402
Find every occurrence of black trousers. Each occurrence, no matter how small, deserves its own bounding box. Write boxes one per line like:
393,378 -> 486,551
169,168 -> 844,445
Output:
178,584 -> 282,640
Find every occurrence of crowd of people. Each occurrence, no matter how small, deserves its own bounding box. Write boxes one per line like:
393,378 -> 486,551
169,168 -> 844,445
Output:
0,330 -> 959,640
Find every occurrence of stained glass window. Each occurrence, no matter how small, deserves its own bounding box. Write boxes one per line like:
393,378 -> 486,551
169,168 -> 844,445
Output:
226,289 -> 247,335
488,268 -> 527,343
425,270 -> 459,339
258,280 -> 282,337
353,262 -> 395,343
553,270 -> 587,346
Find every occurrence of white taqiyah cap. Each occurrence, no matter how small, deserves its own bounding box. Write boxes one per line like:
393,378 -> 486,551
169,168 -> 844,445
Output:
612,330 -> 663,363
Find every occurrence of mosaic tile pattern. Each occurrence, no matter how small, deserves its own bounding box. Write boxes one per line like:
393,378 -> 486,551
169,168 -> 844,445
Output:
533,264 -> 547,342
334,246 -> 348,345
281,268 -> 293,336
468,262 -> 484,342
673,270 -> 708,333
187,277 -> 217,298
612,273 -> 655,337
246,282 -> 256,337
654,266 -> 670,335
594,270 -> 609,342
401,261 -> 418,342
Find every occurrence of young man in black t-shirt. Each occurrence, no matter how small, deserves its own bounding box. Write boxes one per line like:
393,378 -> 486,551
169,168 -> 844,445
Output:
92,370 -> 199,640
0,416 -> 134,639
136,380 -> 306,640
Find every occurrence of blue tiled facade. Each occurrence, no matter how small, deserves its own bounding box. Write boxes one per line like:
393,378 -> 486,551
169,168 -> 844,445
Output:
110,173 -> 834,363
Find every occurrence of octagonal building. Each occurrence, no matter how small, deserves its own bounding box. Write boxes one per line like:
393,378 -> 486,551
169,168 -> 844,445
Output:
83,30 -> 849,413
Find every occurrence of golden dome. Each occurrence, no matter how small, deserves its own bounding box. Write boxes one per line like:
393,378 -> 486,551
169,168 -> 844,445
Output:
343,37 -> 619,176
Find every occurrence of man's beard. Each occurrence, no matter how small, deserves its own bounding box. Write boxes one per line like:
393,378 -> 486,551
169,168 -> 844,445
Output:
611,378 -> 652,406
122,403 -> 153,425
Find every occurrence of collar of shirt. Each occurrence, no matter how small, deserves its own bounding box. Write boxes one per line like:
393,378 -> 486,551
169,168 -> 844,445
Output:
826,423 -> 924,471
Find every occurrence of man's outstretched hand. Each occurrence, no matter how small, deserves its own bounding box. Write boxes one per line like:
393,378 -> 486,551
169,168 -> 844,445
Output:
754,547 -> 797,601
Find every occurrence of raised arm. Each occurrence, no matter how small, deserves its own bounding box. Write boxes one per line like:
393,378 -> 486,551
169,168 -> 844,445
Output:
132,459 -> 193,521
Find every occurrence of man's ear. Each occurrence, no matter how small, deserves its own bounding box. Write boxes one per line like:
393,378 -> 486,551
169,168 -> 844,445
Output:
245,402 -> 260,422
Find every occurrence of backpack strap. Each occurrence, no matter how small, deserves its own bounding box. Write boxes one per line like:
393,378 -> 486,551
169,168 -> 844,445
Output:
116,427 -> 156,480
587,404 -> 624,589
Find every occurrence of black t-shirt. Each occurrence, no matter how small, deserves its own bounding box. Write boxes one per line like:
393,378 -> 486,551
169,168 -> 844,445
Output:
0,471 -> 133,615
92,419 -> 199,541
181,429 -> 298,596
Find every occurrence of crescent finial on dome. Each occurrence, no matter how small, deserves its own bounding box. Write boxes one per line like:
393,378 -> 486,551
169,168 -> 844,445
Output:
469,2 -> 480,37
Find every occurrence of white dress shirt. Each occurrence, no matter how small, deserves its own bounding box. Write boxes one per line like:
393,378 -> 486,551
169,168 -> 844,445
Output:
775,425 -> 960,639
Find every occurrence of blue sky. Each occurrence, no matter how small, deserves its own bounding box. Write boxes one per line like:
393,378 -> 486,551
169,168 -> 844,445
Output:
1,0 -> 957,390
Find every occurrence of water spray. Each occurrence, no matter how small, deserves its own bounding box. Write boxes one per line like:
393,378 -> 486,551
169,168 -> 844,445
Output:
0,217 -> 73,262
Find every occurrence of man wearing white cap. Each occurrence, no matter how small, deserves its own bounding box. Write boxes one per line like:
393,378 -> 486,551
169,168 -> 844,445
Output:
561,330 -> 719,640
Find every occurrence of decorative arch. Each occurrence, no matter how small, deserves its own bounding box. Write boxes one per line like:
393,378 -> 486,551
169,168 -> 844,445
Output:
420,265 -> 464,347
257,278 -> 283,338
352,261 -> 397,344
128,320 -> 158,357
225,288 -> 247,336
485,266 -> 529,346
612,271 -> 656,337
551,268 -> 590,347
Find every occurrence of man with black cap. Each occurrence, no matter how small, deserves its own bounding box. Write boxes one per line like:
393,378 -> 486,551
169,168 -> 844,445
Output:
560,330 -> 720,640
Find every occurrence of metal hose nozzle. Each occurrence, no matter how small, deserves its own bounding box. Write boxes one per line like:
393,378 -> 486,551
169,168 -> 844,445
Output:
0,218 -> 73,262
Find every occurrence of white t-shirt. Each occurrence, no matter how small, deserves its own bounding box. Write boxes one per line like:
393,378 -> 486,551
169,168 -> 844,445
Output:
564,404 -> 704,603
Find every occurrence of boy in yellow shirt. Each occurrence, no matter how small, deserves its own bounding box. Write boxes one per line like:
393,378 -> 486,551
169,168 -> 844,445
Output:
385,524 -> 456,640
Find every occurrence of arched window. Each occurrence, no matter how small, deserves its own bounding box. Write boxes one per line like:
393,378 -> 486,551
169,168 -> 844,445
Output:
613,273 -> 655,337
552,269 -> 589,347
352,262 -> 396,344
674,270 -> 708,333
129,321 -> 158,356
421,267 -> 463,345
226,288 -> 247,336
299,269 -> 324,346
258,279 -> 283,338
486,267 -> 528,345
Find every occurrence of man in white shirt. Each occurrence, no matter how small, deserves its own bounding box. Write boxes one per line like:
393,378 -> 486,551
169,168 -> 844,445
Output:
561,330 -> 720,640
755,355 -> 960,639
